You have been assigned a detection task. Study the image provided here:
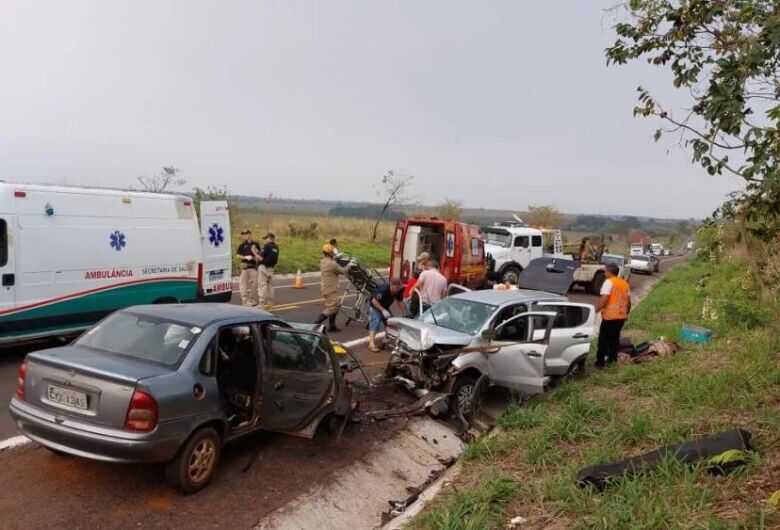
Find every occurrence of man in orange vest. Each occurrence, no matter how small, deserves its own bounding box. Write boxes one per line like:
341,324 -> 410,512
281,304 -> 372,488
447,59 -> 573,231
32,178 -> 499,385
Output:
595,263 -> 631,367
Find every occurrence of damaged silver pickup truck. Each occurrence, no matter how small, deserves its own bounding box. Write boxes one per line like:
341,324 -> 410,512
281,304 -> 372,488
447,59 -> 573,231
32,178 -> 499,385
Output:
385,258 -> 595,415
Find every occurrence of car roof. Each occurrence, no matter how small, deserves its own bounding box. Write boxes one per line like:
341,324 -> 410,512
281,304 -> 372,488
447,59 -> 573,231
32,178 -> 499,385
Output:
450,288 -> 565,305
121,303 -> 276,327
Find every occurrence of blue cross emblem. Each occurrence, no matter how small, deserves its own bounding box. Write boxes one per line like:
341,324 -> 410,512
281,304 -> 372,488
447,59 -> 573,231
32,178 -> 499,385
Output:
110,231 -> 127,251
208,224 -> 225,247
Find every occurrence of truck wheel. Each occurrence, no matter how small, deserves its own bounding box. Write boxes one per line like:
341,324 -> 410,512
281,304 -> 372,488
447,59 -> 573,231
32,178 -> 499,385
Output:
166,427 -> 221,494
500,266 -> 521,285
589,272 -> 605,296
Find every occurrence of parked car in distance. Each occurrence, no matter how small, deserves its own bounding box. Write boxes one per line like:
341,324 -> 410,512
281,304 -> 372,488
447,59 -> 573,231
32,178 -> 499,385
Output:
630,254 -> 658,274
9,304 -> 353,493
600,253 -> 632,282
387,258 -> 595,413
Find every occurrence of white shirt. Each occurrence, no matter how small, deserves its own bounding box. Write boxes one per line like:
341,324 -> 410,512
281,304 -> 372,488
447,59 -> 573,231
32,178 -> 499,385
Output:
600,279 -> 614,296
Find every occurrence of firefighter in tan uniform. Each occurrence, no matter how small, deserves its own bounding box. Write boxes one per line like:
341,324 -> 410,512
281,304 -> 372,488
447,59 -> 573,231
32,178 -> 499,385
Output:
314,243 -> 348,332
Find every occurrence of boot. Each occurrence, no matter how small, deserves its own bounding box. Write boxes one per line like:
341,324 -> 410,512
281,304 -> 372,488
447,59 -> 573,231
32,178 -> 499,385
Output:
328,314 -> 341,333
314,313 -> 327,326
368,332 -> 380,352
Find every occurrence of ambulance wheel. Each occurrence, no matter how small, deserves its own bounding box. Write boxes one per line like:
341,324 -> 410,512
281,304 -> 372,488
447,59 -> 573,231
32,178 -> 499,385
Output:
500,266 -> 521,285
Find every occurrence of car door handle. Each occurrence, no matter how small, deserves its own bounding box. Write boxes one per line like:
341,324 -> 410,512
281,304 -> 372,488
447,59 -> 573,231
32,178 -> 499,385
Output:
572,333 -> 590,339
527,351 -> 542,358
274,381 -> 284,390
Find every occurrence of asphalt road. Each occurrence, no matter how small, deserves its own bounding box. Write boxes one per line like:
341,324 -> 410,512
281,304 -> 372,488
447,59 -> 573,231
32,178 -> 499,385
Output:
0,256 -> 687,529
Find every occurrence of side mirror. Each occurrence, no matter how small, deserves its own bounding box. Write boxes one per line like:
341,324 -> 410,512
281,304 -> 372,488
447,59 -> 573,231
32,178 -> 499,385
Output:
481,329 -> 496,342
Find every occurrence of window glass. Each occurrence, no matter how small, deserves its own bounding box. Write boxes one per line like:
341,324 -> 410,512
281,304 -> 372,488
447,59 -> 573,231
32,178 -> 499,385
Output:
0,219 -> 6,267
531,235 -> 543,247
471,238 -> 480,257
269,330 -> 329,373
493,304 -> 529,341
422,298 -> 497,336
534,304 -> 589,328
514,236 -> 529,248
77,311 -> 198,366
485,230 -> 511,248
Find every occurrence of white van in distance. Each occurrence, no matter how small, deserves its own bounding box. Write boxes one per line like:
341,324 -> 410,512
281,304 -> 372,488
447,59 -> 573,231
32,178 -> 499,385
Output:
0,183 -> 232,344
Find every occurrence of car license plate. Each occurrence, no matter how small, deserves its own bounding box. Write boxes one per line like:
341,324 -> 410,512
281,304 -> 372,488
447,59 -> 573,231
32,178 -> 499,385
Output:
47,385 -> 88,410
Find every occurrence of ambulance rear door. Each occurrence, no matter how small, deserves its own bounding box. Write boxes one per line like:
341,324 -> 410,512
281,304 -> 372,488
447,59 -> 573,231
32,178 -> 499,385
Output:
0,215 -> 15,312
199,201 -> 232,301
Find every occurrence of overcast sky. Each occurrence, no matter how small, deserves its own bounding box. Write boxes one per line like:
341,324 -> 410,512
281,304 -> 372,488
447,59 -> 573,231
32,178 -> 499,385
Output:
0,1 -> 741,218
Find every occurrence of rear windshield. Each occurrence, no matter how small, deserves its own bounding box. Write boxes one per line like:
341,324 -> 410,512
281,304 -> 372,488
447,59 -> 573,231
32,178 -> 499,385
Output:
632,256 -> 649,262
76,311 -> 199,366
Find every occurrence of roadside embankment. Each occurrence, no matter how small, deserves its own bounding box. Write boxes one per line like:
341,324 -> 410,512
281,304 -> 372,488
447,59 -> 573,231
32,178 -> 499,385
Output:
408,257 -> 780,529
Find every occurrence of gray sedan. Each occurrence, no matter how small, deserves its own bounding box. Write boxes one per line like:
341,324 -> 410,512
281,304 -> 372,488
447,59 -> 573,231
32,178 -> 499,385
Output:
9,304 -> 353,493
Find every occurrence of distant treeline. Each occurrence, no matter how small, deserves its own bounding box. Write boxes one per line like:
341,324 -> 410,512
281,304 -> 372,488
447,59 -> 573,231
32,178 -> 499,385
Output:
329,205 -> 406,220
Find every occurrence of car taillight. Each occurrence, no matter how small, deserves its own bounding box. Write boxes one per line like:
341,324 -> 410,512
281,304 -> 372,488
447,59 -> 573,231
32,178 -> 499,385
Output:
124,389 -> 158,432
16,361 -> 27,400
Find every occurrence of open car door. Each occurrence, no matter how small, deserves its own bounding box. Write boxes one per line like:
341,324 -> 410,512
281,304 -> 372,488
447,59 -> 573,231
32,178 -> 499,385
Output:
199,201 -> 232,301
486,311 -> 556,396
261,326 -> 335,432
532,302 -> 596,375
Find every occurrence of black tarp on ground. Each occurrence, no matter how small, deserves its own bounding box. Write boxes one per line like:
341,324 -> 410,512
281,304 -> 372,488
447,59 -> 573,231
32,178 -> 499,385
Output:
576,429 -> 753,490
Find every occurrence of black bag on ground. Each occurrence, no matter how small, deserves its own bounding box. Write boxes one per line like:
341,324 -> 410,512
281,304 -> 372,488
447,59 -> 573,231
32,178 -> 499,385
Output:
576,429 -> 752,490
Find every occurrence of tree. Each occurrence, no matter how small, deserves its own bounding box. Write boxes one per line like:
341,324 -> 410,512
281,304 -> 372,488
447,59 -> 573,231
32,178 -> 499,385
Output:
371,170 -> 413,241
606,1 -> 780,238
525,205 -> 563,228
437,199 -> 462,220
137,166 -> 186,193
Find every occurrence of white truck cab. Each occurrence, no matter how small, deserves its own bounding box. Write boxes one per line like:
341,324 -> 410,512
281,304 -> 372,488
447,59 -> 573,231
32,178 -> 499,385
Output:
484,222 -> 547,284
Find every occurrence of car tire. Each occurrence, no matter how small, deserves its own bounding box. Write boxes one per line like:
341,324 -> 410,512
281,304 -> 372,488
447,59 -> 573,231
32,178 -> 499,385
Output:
589,272 -> 605,296
567,358 -> 587,379
166,427 -> 221,494
451,374 -> 478,419
500,265 -> 521,285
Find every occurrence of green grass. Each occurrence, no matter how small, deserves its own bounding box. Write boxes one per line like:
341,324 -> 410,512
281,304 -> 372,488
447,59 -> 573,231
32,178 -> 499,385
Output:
411,256 -> 780,530
229,210 -> 392,274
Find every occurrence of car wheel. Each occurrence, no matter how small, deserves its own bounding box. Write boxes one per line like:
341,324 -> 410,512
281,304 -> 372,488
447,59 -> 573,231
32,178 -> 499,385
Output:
166,427 -> 221,494
567,358 -> 587,379
500,266 -> 521,285
451,374 -> 478,419
589,272 -> 605,295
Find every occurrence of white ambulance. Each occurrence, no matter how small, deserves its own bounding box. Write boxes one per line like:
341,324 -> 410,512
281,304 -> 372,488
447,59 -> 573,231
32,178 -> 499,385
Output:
0,183 -> 232,344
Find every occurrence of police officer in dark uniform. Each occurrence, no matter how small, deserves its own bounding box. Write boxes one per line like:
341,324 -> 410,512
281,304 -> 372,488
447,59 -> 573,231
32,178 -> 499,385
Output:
236,229 -> 259,306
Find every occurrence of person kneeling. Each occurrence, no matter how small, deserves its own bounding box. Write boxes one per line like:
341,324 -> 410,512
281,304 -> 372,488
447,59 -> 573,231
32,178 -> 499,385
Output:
368,278 -> 404,352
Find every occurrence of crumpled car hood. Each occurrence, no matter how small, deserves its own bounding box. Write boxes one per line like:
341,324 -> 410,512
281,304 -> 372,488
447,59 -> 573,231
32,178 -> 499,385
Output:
387,317 -> 473,351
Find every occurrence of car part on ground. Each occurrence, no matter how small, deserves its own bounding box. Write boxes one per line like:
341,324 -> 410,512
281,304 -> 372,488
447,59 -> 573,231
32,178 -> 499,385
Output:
576,429 -> 753,490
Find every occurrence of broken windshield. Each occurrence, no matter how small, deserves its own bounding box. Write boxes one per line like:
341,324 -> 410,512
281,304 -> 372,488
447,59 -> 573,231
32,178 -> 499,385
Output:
421,298 -> 498,336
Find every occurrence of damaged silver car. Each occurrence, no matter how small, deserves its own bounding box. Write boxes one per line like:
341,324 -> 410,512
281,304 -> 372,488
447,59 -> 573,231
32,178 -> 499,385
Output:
386,258 -> 595,414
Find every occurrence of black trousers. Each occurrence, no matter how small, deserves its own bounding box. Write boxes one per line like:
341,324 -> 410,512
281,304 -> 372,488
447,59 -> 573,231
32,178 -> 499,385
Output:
597,319 -> 626,366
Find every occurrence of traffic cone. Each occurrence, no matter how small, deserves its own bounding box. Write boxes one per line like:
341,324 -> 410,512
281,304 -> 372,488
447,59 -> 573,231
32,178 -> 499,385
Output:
293,269 -> 305,289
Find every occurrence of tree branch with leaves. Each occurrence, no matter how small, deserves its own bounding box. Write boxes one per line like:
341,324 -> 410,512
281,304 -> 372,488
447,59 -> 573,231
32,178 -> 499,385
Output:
606,0 -> 780,238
